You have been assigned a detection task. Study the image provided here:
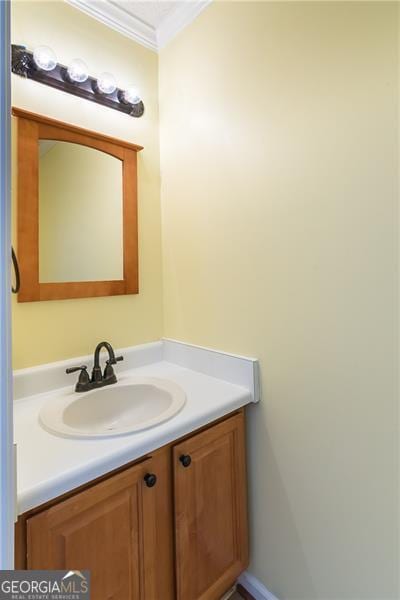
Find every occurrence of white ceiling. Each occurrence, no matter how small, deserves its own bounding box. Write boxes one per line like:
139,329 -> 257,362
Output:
66,0 -> 211,52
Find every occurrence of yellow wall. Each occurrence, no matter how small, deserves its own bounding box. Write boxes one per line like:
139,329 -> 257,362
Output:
159,2 -> 398,599
11,2 -> 399,597
11,0 -> 163,368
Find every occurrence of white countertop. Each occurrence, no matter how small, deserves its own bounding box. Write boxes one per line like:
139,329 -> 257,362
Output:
15,356 -> 256,514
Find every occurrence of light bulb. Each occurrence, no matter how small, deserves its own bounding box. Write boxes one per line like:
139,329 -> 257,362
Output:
67,58 -> 88,83
33,46 -> 57,71
122,86 -> 141,105
96,72 -> 117,95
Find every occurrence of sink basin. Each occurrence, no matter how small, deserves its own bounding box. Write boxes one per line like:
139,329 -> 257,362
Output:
39,376 -> 186,439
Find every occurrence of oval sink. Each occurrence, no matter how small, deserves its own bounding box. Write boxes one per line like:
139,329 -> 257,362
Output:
39,377 -> 186,438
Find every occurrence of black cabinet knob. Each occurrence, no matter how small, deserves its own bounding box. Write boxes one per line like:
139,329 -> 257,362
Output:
144,473 -> 157,488
179,454 -> 192,468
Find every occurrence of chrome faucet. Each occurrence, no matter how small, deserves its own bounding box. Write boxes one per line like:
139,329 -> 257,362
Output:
66,341 -> 124,392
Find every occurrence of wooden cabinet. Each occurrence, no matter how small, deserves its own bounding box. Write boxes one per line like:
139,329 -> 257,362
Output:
25,449 -> 174,600
16,410 -> 248,600
173,412 -> 248,600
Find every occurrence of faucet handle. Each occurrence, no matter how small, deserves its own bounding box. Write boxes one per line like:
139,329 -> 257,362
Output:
106,355 -> 124,366
104,355 -> 123,383
66,365 -> 88,374
66,365 -> 91,392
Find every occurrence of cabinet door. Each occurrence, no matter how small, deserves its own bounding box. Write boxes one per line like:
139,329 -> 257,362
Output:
27,457 -> 166,600
173,411 -> 249,600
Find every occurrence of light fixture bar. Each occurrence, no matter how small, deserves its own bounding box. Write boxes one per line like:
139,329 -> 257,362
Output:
11,45 -> 144,118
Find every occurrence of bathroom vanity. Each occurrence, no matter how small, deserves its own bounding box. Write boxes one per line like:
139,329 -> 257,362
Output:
13,340 -> 260,600
16,410 -> 247,600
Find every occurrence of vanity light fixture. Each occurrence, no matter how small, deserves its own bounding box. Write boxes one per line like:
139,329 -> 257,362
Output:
33,45 -> 57,72
67,58 -> 89,83
120,85 -> 141,106
96,72 -> 117,95
11,44 -> 144,118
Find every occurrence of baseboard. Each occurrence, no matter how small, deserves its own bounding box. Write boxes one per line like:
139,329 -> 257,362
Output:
238,571 -> 279,600
237,583 -> 256,600
220,585 -> 238,600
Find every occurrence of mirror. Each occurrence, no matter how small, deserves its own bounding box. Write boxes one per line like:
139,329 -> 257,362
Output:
39,141 -> 123,283
13,108 -> 143,302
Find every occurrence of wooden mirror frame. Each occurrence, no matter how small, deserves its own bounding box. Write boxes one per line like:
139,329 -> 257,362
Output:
13,107 -> 143,302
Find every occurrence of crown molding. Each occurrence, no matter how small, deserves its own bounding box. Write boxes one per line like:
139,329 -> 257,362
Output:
66,0 -> 212,52
66,0 -> 158,51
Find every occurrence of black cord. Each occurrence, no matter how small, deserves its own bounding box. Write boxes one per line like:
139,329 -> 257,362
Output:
11,246 -> 20,294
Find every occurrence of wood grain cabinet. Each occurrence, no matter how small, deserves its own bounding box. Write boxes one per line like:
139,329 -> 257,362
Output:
25,449 -> 174,600
173,412 -> 248,600
16,410 -> 248,600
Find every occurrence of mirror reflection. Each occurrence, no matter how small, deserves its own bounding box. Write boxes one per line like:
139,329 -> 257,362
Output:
38,141 -> 123,283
